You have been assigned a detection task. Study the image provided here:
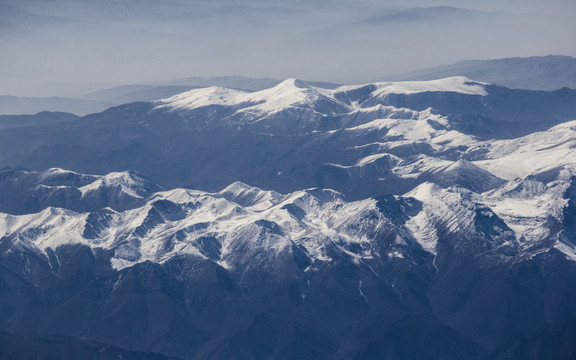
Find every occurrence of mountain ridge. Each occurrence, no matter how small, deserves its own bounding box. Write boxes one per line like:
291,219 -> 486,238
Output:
387,55 -> 576,90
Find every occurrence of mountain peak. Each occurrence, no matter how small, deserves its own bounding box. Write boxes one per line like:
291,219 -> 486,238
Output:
155,75 -> 352,117
218,181 -> 282,209
277,78 -> 311,89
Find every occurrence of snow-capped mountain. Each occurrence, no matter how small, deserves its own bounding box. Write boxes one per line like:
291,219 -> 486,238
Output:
2,169 -> 575,272
2,77 -> 576,359
388,55 -> 576,91
2,168 -> 576,359
1,77 -> 575,198
153,76 -> 487,132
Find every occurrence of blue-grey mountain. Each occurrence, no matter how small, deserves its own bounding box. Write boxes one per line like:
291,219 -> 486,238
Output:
1,77 -> 576,359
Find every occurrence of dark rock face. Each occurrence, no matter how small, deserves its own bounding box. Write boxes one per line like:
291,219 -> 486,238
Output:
0,242 -> 477,360
2,229 -> 575,359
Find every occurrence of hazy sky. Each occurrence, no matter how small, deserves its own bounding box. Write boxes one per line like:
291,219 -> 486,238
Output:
1,0 -> 575,96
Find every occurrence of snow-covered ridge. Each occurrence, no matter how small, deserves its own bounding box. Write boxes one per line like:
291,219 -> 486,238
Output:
0,182 -> 392,271
339,76 -> 489,96
0,168 -> 162,214
473,121 -> 576,180
2,170 -> 576,272
155,78 -> 351,114
155,76 -> 489,113
78,171 -> 160,199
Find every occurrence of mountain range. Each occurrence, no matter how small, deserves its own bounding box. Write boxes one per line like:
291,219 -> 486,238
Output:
2,77 -> 575,196
1,76 -> 576,359
0,95 -> 115,116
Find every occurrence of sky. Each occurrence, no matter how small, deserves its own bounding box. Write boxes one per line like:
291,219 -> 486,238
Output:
1,0 -> 575,96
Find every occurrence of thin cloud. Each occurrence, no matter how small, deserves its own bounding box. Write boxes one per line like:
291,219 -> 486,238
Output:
1,0 -> 574,96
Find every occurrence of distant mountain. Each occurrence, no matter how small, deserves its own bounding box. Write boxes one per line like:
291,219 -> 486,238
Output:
155,76 -> 284,91
363,6 -> 486,25
0,78 -> 293,115
388,55 -> 576,90
0,111 -> 78,129
82,77 -> 341,107
0,95 -> 115,116
160,76 -> 341,91
84,85 -> 202,104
